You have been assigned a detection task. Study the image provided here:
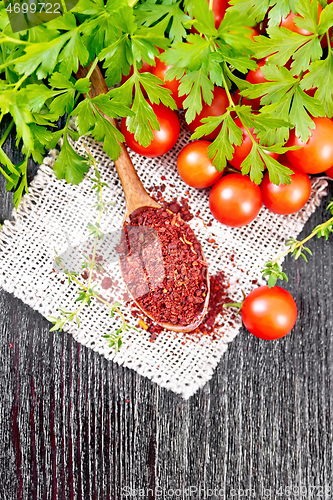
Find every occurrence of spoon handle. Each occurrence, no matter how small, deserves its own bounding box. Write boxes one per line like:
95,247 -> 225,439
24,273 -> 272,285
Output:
76,64 -> 160,219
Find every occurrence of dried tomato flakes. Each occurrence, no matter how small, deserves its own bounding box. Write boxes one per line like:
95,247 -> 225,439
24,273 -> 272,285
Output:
117,207 -> 208,327
195,271 -> 232,336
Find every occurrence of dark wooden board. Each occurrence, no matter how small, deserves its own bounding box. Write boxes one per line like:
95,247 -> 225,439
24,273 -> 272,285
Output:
0,125 -> 333,499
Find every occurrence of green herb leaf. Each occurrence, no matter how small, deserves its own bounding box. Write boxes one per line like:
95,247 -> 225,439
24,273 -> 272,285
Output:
53,133 -> 90,184
136,0 -> 191,41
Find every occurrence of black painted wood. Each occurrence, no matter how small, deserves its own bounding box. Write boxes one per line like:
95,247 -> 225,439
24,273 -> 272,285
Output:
0,122 -> 332,499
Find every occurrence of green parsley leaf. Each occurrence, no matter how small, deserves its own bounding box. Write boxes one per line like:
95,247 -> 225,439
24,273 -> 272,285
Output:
240,144 -> 266,184
207,114 -> 243,172
136,0 -> 191,41
53,133 -> 90,185
228,0 -> 269,22
58,30 -> 90,77
124,88 -> 160,146
301,53 -> 333,117
100,35 -> 132,86
261,152 -> 294,185
181,69 -> 215,123
23,84 -> 55,113
15,34 -> 71,79
290,86 -> 324,140
91,111 -> 123,160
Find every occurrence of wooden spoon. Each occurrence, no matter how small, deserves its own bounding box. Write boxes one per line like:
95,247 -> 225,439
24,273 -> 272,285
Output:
76,65 -> 210,332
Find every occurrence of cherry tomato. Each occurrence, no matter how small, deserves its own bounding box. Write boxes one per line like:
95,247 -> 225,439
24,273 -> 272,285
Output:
260,159 -> 311,215
326,165 -> 333,179
209,173 -> 262,227
209,0 -> 229,28
280,5 -> 322,36
241,286 -> 297,340
286,117 -> 333,174
230,26 -> 259,42
229,117 -> 279,170
245,60 -> 268,110
121,102 -> 180,157
177,141 -> 223,188
281,4 -> 328,48
152,58 -> 185,109
190,0 -> 229,32
246,27 -> 259,42
246,60 -> 267,85
187,87 -> 229,141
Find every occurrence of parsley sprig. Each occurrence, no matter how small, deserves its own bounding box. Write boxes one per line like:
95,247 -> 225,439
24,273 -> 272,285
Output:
262,199 -> 333,287
47,147 -> 136,353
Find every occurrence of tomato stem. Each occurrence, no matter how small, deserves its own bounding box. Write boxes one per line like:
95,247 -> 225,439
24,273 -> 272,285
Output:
221,62 -> 261,159
223,302 -> 242,309
86,57 -> 99,80
220,64 -> 236,108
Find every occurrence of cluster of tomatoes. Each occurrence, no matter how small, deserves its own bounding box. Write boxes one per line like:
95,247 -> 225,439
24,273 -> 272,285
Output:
122,69 -> 333,230
120,0 -> 333,341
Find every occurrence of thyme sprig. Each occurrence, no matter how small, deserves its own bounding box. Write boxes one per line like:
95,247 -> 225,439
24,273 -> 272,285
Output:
46,146 -> 135,353
262,199 -> 333,287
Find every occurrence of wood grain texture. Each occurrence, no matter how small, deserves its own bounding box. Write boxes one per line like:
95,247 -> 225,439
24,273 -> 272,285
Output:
0,121 -> 333,499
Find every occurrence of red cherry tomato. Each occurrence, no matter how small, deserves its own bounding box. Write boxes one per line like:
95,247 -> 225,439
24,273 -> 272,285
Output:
286,117 -> 333,174
229,117 -> 279,171
326,165 -> 333,179
209,173 -> 262,227
246,60 -> 267,85
241,286 -> 297,340
260,159 -> 311,215
121,102 -> 180,157
152,58 -> 185,109
187,87 -> 229,141
245,60 -> 268,110
190,0 -> 229,32
246,27 -> 259,41
281,5 -> 328,48
280,5 -> 322,36
177,140 -> 223,188
209,0 -> 229,28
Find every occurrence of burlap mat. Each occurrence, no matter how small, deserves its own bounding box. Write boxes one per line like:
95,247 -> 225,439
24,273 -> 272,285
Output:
0,121 -> 329,398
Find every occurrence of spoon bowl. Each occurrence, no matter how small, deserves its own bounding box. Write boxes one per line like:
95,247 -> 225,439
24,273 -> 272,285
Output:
120,206 -> 210,332
76,64 -> 210,332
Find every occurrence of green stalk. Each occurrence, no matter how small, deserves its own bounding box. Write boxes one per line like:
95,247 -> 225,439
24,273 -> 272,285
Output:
221,63 -> 260,155
0,119 -> 14,148
271,217 -> 333,264
13,74 -> 28,91
86,57 -> 99,80
0,164 -> 13,182
0,36 -> 30,45
59,0 -> 68,14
